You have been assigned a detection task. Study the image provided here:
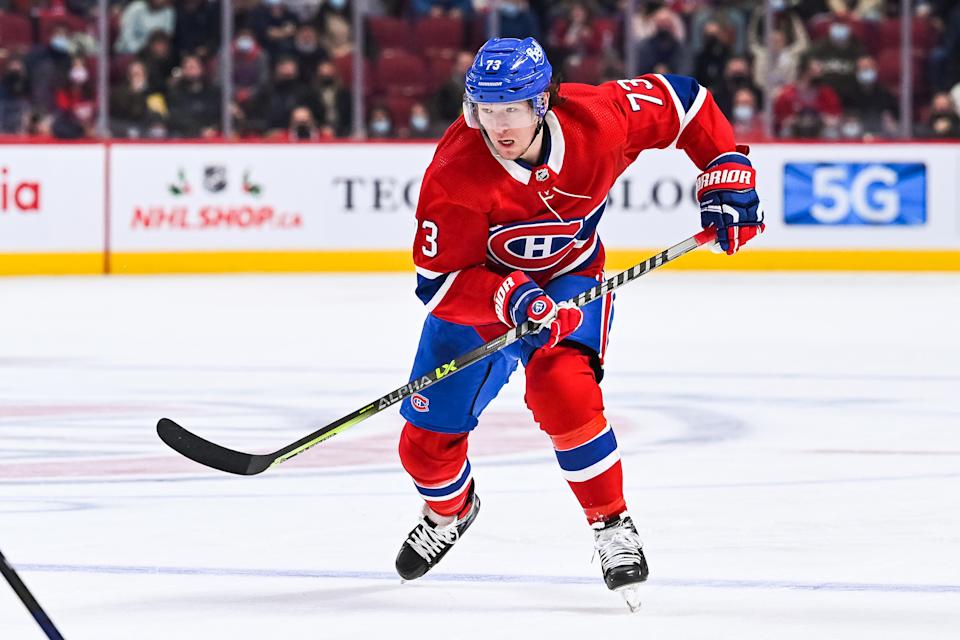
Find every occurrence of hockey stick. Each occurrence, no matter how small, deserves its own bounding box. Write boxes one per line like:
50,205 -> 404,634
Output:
0,548 -> 66,640
157,227 -> 717,475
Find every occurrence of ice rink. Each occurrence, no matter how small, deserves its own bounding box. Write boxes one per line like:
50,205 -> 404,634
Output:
1,271 -> 958,639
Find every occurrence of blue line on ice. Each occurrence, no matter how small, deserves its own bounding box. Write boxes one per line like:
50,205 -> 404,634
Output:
15,563 -> 960,594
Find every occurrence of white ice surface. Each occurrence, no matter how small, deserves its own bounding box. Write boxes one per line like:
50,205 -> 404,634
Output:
1,272 -> 958,639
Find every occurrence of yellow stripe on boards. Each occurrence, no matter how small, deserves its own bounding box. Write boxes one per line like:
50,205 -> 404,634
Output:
604,249 -> 960,272
2,250 -> 960,276
0,253 -> 104,275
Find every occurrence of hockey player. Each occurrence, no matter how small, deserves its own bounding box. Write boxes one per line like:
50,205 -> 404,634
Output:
394,36 -> 764,609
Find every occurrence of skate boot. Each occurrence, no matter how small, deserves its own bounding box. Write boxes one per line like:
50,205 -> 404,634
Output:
395,482 -> 480,581
593,513 -> 649,612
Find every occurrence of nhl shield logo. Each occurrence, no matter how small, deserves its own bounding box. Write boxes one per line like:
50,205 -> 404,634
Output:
535,167 -> 550,182
203,165 -> 227,193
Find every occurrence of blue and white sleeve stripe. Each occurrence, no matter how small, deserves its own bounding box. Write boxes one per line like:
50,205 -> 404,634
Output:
653,73 -> 708,148
415,266 -> 460,312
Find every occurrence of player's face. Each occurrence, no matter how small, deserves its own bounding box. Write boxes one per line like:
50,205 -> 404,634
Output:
477,101 -> 539,160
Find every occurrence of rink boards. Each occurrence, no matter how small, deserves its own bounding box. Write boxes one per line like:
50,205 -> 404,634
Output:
1,141 -> 958,275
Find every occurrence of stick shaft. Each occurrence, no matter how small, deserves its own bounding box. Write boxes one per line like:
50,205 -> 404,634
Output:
265,228 -> 716,468
0,549 -> 65,640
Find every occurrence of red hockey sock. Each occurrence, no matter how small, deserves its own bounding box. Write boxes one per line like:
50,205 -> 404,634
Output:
525,347 -> 627,523
398,421 -> 472,517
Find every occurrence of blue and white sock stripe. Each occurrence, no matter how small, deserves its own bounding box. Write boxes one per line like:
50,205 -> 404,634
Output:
554,426 -> 620,483
415,267 -> 460,312
414,461 -> 473,501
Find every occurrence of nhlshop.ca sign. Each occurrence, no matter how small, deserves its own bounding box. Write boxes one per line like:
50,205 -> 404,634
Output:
109,144 -> 427,252
0,145 -> 105,253
128,165 -> 303,232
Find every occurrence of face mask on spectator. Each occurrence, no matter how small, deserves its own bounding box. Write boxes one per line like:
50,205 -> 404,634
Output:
411,114 -> 429,132
294,123 -> 313,140
296,39 -> 317,54
829,23 -> 851,44
50,35 -> 71,53
328,0 -> 347,9
733,105 -> 754,123
770,0 -> 786,10
265,0 -> 282,6
857,68 -> 877,85
237,36 -> 255,52
370,118 -> 391,135
841,119 -> 863,139
70,66 -> 89,85
500,3 -> 520,16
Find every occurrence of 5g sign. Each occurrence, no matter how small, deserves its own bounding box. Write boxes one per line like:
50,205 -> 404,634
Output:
784,162 -> 926,225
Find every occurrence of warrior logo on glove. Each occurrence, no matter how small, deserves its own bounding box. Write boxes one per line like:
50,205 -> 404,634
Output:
697,147 -> 765,255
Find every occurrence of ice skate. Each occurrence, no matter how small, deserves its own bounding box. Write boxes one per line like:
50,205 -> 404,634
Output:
395,482 -> 480,581
593,513 -> 648,612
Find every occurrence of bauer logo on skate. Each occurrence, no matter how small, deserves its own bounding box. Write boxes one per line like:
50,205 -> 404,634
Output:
487,219 -> 584,271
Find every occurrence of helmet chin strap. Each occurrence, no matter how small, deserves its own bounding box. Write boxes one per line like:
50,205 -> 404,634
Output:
482,118 -> 545,161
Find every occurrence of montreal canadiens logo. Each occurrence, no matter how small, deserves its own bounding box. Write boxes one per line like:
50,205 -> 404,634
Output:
411,393 -> 430,412
487,219 -> 583,271
531,300 -> 547,315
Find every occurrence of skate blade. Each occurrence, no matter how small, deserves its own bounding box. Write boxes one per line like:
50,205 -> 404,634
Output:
615,585 -> 642,612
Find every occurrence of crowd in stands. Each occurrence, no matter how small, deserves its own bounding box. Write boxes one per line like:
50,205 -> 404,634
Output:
1,0 -> 959,140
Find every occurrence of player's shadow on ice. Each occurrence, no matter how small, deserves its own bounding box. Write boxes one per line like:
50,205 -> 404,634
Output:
133,582 -> 624,615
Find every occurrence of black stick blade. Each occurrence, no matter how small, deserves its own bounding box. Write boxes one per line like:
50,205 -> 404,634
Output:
157,418 -> 270,475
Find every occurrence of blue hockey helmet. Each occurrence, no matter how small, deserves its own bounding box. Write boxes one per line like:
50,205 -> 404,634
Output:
463,37 -> 553,130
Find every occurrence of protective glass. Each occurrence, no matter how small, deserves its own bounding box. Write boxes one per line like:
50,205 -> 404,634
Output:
463,96 -> 546,130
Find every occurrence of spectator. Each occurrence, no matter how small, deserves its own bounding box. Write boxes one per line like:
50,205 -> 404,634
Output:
711,57 -> 762,119
826,0 -> 883,21
688,1 -> 747,57
635,8 -> 690,75
433,49 -> 473,125
52,57 -> 96,138
498,1 -> 541,41
110,59 -> 166,138
694,20 -> 731,90
774,58 -> 842,138
287,105 -> 323,141
632,4 -> 685,43
405,101 -> 444,138
293,24 -> 328,83
166,54 -> 221,137
930,3 -> 960,91
803,17 -> 863,102
315,0 -> 353,58
411,0 -> 472,18
368,104 -> 394,138
139,30 -> 176,94
250,0 -> 300,58
730,87 -> 765,140
749,7 -> 809,94
845,55 -> 898,138
244,56 -> 321,134
115,0 -> 175,55
175,0 -> 221,59
921,92 -> 960,138
26,25 -> 74,114
232,27 -> 270,103
0,57 -> 31,134
549,2 -> 594,68
312,59 -> 351,137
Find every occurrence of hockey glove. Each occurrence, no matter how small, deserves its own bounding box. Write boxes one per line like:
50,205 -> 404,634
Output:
494,271 -> 583,350
697,150 -> 765,255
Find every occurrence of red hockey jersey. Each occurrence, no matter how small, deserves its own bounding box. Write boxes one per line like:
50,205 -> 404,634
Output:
413,73 -> 736,327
